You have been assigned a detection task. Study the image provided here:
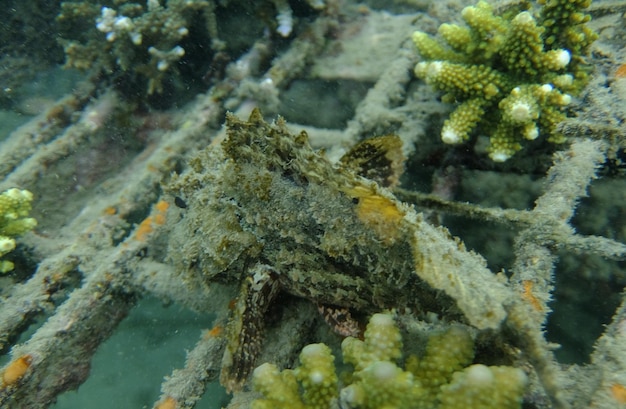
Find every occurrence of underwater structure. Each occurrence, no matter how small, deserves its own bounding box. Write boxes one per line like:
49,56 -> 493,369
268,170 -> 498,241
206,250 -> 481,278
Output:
1,0 -> 626,408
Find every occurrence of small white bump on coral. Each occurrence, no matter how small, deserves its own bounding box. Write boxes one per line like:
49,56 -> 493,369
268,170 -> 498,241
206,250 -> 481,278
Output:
340,384 -> 364,406
0,237 -> 16,254
489,150 -> 511,162
523,124 -> 539,140
309,370 -> 325,384
509,101 -> 534,123
273,0 -> 294,37
558,94 -> 572,106
370,361 -> 399,382
513,11 -> 534,25
300,343 -> 326,360
427,61 -> 443,78
551,49 -> 571,69
441,127 -> 462,144
465,364 -> 494,386
113,16 -> 133,31
369,313 -> 394,328
539,83 -> 553,94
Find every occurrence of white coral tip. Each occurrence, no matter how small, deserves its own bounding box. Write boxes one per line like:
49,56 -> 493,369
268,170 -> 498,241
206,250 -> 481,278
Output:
370,313 -> 394,328
428,61 -> 443,77
371,361 -> 398,381
441,127 -> 462,144
113,16 -> 132,31
489,151 -> 511,162
524,125 -> 539,140
466,364 -> 494,386
510,101 -> 533,122
539,83 -> 553,93
0,237 -> 16,253
172,46 -> 185,57
554,49 -> 571,68
414,62 -> 428,78
157,60 -> 169,71
309,370 -> 325,384
514,11 -> 534,25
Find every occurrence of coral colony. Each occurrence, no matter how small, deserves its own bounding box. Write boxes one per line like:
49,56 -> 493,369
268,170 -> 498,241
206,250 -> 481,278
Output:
251,314 -> 526,409
412,0 -> 596,161
58,0 -> 326,94
3,1 -> 626,409
0,189 -> 36,274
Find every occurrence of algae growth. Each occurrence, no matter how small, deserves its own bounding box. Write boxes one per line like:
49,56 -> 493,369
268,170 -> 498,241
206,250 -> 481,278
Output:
0,1 -> 625,409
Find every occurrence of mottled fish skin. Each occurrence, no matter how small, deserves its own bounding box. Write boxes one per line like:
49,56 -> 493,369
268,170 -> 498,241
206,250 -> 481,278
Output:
166,109 -> 511,390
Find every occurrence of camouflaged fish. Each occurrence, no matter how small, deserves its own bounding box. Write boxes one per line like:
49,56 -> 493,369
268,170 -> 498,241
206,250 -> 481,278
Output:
165,109 -> 512,391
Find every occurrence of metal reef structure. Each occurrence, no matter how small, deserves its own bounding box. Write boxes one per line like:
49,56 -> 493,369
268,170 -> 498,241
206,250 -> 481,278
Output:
1,0 -> 626,408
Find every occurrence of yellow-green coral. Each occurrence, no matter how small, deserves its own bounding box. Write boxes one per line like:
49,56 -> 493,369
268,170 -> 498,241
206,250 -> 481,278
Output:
341,360 -> 422,409
0,188 -> 37,273
413,0 -> 597,161
340,313 -> 423,409
251,313 -> 527,409
342,313 -> 403,371
438,364 -> 528,409
252,343 -> 338,409
405,325 -> 474,407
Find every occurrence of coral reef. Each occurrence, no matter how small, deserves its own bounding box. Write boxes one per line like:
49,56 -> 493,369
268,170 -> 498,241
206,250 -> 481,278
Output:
0,188 -> 36,273
57,0 -> 218,95
0,1 -> 625,409
251,313 -> 527,409
251,343 -> 338,409
57,0 -> 326,96
412,0 -> 597,161
166,109 -> 515,392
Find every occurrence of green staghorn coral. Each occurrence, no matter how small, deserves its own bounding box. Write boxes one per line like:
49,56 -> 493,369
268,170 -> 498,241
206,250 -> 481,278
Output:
251,313 -> 527,409
412,0 -> 597,162
0,188 -> 37,274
